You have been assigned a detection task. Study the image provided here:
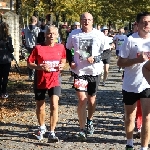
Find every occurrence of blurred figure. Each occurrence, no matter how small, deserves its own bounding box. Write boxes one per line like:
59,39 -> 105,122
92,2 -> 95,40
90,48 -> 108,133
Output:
101,26 -> 113,86
124,26 -> 129,35
0,22 -> 14,98
37,20 -> 46,44
24,16 -> 40,80
74,22 -> 80,29
97,25 -> 101,30
113,28 -> 127,72
59,22 -> 69,45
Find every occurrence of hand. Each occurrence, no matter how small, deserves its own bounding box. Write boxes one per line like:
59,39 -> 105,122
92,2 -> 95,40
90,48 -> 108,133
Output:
37,64 -> 50,72
87,56 -> 94,64
58,63 -> 65,71
137,52 -> 148,63
70,61 -> 77,69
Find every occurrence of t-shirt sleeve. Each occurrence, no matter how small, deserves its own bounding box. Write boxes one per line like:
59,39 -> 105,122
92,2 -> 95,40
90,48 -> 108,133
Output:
27,47 -> 37,63
100,33 -> 107,51
119,37 -> 131,58
66,32 -> 73,50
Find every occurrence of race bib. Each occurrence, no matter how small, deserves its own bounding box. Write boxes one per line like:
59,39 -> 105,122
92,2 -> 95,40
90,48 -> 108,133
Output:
137,52 -> 150,59
43,60 -> 59,72
74,79 -> 88,91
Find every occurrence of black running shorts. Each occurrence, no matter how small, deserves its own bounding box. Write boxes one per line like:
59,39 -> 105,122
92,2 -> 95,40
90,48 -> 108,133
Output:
74,74 -> 100,96
35,86 -> 61,100
122,88 -> 150,105
102,49 -> 111,64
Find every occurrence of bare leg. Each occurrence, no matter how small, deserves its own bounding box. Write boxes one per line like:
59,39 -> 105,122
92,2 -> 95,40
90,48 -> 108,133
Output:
76,91 -> 87,129
87,95 -> 96,120
103,64 -> 109,83
36,100 -> 46,126
50,95 -> 59,131
140,98 -> 150,147
124,103 -> 137,139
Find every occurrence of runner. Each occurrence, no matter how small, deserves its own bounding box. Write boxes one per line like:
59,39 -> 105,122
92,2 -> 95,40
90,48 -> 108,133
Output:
66,12 -> 105,140
27,25 -> 66,142
68,22 -> 80,82
113,28 -> 127,72
101,26 -> 113,86
117,12 -> 150,150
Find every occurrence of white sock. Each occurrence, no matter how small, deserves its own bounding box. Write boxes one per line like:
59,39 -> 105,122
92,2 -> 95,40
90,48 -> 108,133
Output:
50,131 -> 55,136
127,139 -> 133,147
141,147 -> 148,150
40,124 -> 46,130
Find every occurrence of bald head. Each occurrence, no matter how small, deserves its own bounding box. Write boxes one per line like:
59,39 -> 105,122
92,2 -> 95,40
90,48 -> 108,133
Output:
80,12 -> 93,20
80,12 -> 93,32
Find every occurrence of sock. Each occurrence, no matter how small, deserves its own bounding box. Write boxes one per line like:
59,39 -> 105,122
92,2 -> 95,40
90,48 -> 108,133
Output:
127,139 -> 133,147
87,118 -> 92,125
141,147 -> 148,150
50,131 -> 55,136
40,124 -> 46,130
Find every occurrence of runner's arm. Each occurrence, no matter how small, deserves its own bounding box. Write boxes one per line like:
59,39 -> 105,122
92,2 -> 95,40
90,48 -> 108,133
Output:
66,33 -> 73,50
117,38 -> 147,67
27,47 -> 49,71
59,58 -> 66,70
117,52 -> 148,67
58,45 -> 66,70
117,56 -> 140,67
143,60 -> 150,84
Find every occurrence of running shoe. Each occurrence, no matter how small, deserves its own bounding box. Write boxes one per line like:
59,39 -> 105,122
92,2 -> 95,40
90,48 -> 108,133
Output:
35,127 -> 47,140
47,133 -> 59,143
87,119 -> 95,134
126,145 -> 134,150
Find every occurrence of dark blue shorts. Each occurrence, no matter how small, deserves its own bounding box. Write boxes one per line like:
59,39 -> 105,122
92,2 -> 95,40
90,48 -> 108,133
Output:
116,50 -> 119,56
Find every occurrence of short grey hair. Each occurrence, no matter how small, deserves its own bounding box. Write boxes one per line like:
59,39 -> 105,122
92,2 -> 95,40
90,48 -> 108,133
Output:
80,12 -> 93,20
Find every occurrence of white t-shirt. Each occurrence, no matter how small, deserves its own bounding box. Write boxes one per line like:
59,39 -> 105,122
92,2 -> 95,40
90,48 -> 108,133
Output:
66,28 -> 105,76
120,32 -> 150,93
103,36 -> 113,50
113,34 -> 127,51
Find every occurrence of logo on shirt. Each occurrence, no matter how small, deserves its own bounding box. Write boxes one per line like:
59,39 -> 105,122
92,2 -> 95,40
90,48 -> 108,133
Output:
79,38 -> 93,60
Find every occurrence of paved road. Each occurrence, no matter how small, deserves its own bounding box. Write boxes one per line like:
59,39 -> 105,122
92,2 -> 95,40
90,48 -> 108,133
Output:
0,52 -> 142,150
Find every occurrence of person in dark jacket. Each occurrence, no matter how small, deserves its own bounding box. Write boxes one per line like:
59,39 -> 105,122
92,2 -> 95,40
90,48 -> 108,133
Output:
24,16 -> 40,80
0,22 -> 14,98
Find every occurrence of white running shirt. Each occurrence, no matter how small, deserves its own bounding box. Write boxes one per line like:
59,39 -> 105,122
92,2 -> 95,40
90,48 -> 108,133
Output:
120,32 -> 150,93
66,28 -> 106,76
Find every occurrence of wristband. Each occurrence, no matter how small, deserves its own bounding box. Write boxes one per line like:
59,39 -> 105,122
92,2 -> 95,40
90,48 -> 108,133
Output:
94,55 -> 101,63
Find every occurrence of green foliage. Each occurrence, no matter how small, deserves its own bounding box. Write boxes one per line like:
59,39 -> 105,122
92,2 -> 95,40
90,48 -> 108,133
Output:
17,0 -> 150,27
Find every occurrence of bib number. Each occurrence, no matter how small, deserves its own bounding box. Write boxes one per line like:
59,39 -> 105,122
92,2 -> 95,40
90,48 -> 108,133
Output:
74,79 -> 88,91
137,52 -> 150,60
44,60 -> 59,72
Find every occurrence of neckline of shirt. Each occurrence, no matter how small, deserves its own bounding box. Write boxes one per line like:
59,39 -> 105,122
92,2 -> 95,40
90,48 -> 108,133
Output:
136,32 -> 150,40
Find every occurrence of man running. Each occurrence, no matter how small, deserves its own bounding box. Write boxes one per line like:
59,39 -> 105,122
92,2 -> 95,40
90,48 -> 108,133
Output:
117,12 -> 150,150
27,25 -> 66,142
66,12 -> 105,140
